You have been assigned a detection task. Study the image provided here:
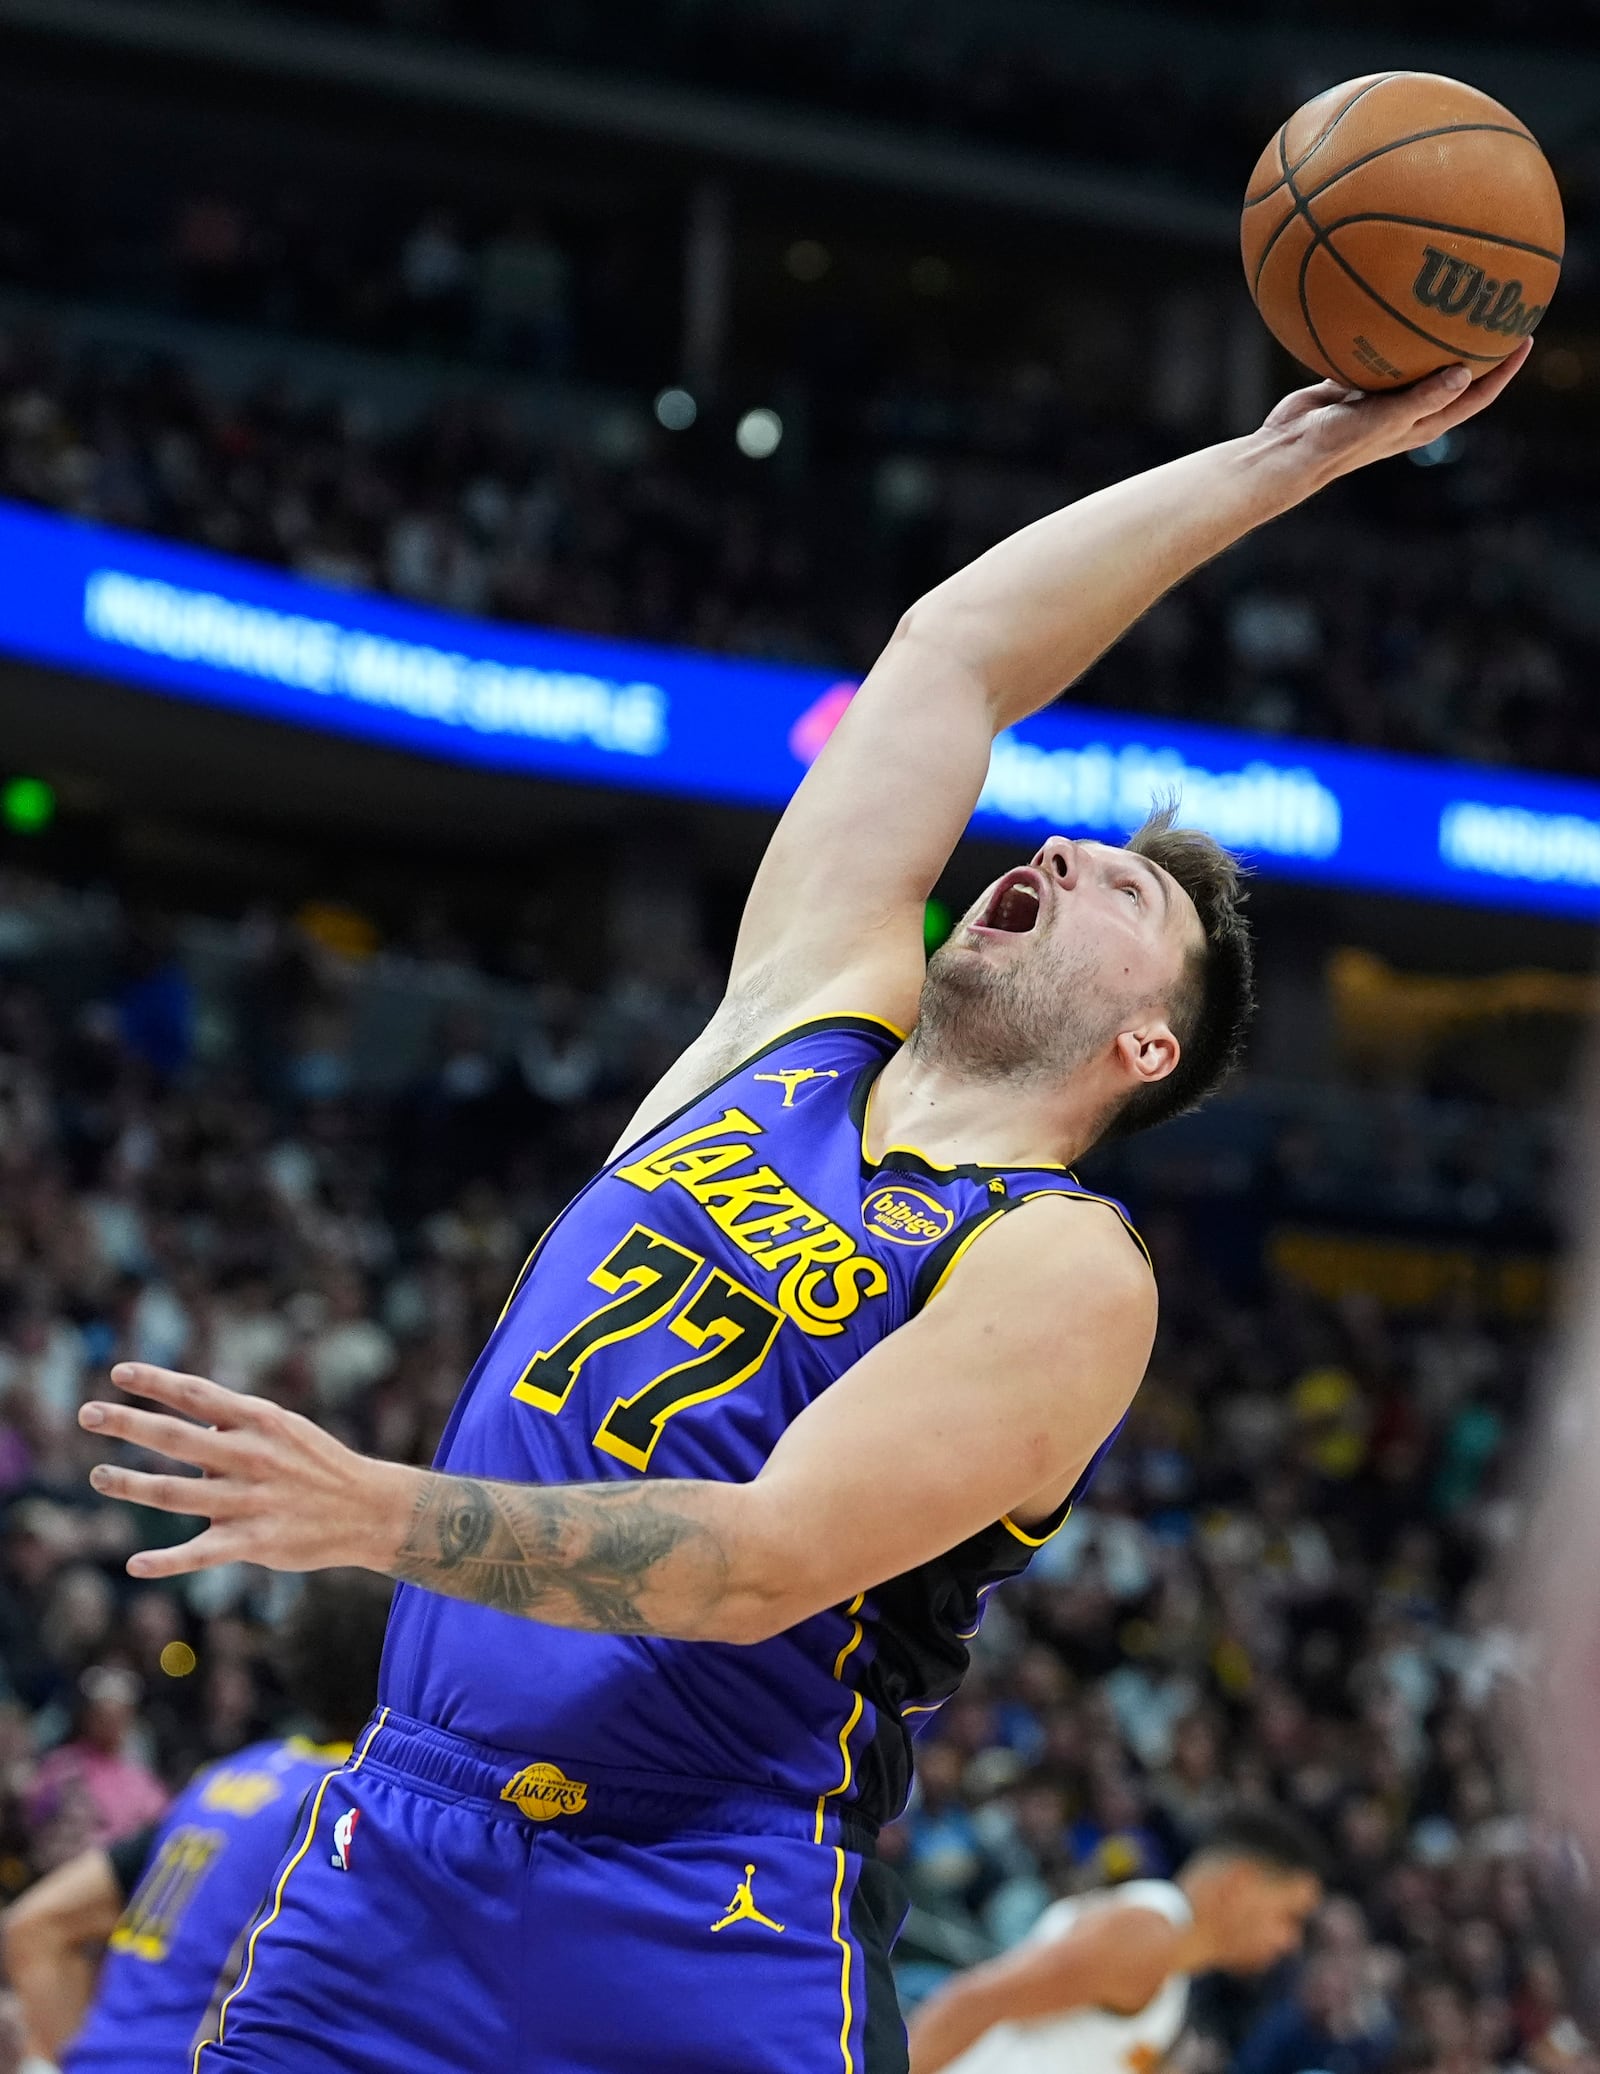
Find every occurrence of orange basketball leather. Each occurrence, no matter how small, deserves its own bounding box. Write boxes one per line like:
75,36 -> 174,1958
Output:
1242,73 -> 1564,389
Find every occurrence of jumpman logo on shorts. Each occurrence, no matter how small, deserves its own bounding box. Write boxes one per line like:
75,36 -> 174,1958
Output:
710,1863 -> 785,1934
753,1068 -> 840,1108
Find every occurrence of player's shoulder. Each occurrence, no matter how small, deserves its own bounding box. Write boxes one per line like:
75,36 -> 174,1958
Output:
958,1190 -> 1155,1313
1037,1881 -> 1189,1956
180,1736 -> 324,1817
923,1195 -> 1156,1420
276,1733 -> 354,1778
1106,1879 -> 1192,1928
1013,1185 -> 1149,1262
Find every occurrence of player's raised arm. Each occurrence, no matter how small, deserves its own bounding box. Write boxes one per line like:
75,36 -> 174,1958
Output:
705,344 -> 1530,1046
77,1195 -> 1152,1636
905,1904 -> 1183,2074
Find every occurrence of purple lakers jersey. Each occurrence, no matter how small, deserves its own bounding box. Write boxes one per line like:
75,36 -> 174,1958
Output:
380,1016 -> 1145,1826
65,1736 -> 351,2074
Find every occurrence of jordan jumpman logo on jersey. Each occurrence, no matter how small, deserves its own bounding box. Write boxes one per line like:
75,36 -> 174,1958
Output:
752,1067 -> 840,1108
710,1863 -> 785,1934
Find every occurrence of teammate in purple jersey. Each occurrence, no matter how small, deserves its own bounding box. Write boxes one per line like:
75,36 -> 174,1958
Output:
2,1574 -> 388,2074
77,345 -> 1527,2074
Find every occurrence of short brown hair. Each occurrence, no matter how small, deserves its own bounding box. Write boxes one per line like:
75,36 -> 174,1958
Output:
1097,802 -> 1255,1144
1194,1805 -> 1327,1883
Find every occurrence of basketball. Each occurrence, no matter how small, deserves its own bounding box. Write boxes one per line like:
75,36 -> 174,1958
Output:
1241,72 -> 1564,389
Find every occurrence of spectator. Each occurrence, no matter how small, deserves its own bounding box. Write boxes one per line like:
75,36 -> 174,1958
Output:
24,1670 -> 166,1852
1234,1910 -> 1397,2074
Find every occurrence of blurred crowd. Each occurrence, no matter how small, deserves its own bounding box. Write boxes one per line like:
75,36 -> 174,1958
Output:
158,0 -> 1600,196
0,858 -> 1580,2070
6,0 -> 1600,782
885,1218 -> 1565,2072
0,179 -> 610,383
4,321 -> 1600,774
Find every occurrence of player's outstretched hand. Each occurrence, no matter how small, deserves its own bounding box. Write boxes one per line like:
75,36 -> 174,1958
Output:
79,1363 -> 411,1578
1263,336 -> 1532,488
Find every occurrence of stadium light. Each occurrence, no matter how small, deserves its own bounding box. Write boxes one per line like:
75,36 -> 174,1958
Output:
653,387 -> 698,432
2,776 -> 55,833
1409,432 -> 1461,468
736,409 -> 783,459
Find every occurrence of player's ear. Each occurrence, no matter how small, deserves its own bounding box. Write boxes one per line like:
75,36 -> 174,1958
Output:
1114,1021 -> 1180,1088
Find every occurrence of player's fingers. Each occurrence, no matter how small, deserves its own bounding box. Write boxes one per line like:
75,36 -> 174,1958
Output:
1393,363 -> 1474,426
1426,337 -> 1533,431
78,1401 -> 233,1469
88,1461 -> 232,1515
109,1362 -> 259,1427
126,1529 -> 242,1580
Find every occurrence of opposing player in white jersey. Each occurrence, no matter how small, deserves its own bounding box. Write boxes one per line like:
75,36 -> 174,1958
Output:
908,1811 -> 1323,2074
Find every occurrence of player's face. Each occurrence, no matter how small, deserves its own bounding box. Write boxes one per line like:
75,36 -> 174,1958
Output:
1217,1867 -> 1324,1972
918,835 -> 1201,1085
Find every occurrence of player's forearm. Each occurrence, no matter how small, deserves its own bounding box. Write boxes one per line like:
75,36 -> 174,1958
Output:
907,1975 -> 1016,2074
3,1922 -> 96,2059
904,420 -> 1323,731
379,1463 -> 797,1642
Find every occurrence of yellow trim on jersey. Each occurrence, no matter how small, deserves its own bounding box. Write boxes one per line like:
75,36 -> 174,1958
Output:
195,1708 -> 389,2073
907,1576 -> 1010,1713
603,1009 -> 909,1179
999,1505 -> 1075,1548
923,1208 -> 1010,1307
767,1010 -> 908,1046
283,1736 -> 354,1764
813,1593 -> 867,1845
828,1845 -> 856,2074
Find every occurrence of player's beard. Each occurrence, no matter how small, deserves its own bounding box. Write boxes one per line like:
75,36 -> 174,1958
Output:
912,933 -> 1133,1087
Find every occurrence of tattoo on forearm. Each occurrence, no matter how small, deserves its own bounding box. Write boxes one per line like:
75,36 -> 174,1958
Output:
434,1483 -> 494,1567
389,1473 -> 733,1637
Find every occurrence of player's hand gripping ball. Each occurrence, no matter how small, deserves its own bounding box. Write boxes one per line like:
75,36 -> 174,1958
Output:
1242,71 -> 1563,390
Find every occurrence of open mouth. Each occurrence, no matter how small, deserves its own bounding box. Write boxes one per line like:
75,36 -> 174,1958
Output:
977,868 -> 1044,935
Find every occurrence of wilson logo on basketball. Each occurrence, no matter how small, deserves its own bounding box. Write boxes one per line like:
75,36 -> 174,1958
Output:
861,1187 -> 954,1247
500,1762 -> 589,1823
1411,247 -> 1547,338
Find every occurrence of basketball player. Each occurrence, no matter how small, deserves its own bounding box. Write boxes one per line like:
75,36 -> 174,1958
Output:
906,1809 -> 1324,2074
76,342 -> 1527,2074
2,1573 -> 389,2073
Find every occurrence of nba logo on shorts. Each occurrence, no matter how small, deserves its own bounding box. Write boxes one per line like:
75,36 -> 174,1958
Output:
330,1809 -> 359,1871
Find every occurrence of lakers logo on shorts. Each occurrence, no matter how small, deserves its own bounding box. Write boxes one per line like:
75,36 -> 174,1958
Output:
861,1186 -> 954,1247
500,1762 -> 589,1823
